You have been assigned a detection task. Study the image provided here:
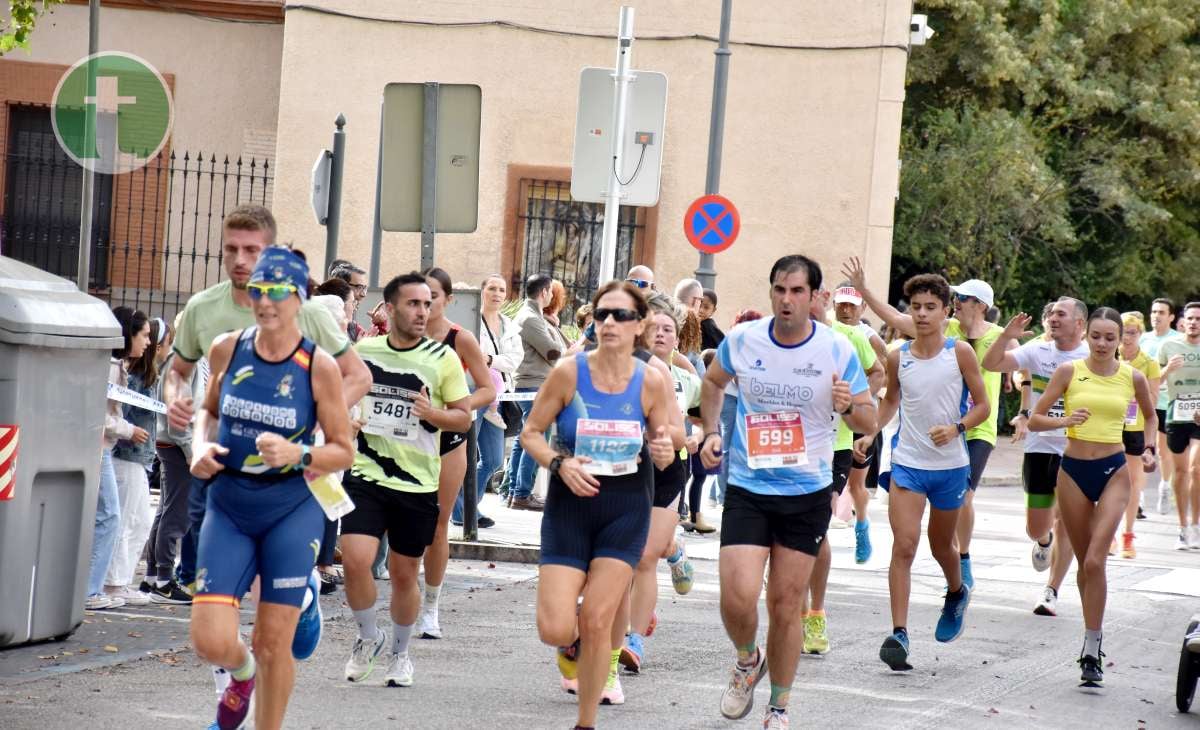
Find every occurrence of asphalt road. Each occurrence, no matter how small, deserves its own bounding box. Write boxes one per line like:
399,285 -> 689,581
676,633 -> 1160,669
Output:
3,483 -> 1199,729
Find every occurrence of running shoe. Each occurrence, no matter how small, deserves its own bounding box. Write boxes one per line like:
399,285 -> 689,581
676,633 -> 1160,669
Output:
292,570 -> 322,661
1033,586 -> 1058,617
763,706 -> 789,729
1177,530 -> 1190,551
935,585 -> 971,643
1189,525 -> 1200,549
84,593 -> 123,610
854,520 -> 872,564
720,648 -> 767,719
827,517 -> 851,530
600,667 -> 625,705
384,652 -> 414,687
215,673 -> 255,730
344,628 -> 387,682
1031,534 -> 1052,572
1078,652 -> 1104,685
1120,532 -> 1136,559
803,613 -> 829,655
620,633 -> 644,673
1157,485 -> 1171,515
556,638 -> 580,680
106,585 -> 150,606
879,629 -> 912,671
670,545 -> 695,595
150,580 -> 193,605
1185,625 -> 1200,653
1136,506 -> 1147,520
415,603 -> 442,639
561,677 -> 578,695
960,556 -> 975,591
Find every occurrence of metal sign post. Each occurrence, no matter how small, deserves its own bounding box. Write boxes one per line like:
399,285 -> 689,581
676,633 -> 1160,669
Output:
76,0 -> 100,292
324,113 -> 347,271
695,0 -> 733,290
597,6 -> 636,285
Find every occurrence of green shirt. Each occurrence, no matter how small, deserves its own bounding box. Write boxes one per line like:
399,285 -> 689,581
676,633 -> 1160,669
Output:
352,335 -> 470,493
1157,338 -> 1200,424
832,321 -> 877,451
1141,329 -> 1184,411
946,319 -> 1003,445
173,280 -> 350,362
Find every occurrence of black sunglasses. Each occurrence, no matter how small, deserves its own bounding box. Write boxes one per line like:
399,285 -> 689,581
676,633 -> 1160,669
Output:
594,307 -> 641,323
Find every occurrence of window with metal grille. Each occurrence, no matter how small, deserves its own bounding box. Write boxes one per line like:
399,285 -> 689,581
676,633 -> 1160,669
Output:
514,178 -> 643,321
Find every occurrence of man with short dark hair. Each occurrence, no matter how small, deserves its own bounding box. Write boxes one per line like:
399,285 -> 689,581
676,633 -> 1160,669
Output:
503,274 -> 562,511
1142,297 -> 1184,514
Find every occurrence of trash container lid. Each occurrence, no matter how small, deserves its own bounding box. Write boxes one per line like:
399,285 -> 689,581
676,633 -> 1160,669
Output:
0,256 -> 123,349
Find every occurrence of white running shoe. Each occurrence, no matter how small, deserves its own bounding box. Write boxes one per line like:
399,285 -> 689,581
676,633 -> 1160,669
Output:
1188,525 -> 1200,550
1031,537 -> 1052,572
415,604 -> 442,639
106,585 -> 150,606
600,668 -> 624,705
1033,586 -> 1057,617
384,652 -> 414,687
344,628 -> 388,682
1177,531 -> 1191,551
828,517 -> 851,530
720,648 -> 767,720
84,594 -> 123,610
1158,485 -> 1171,515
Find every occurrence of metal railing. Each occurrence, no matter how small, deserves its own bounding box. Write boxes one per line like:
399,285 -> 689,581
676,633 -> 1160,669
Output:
514,179 -> 642,321
2,143 -> 272,323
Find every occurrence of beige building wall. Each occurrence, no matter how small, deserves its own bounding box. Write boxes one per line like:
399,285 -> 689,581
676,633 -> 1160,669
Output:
2,3 -> 283,300
273,0 -> 910,325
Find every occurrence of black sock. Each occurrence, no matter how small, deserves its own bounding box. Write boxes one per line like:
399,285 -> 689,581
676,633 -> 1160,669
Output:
959,552 -> 970,560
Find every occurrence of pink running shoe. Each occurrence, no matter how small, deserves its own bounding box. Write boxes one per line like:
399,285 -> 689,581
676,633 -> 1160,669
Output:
216,674 -> 255,729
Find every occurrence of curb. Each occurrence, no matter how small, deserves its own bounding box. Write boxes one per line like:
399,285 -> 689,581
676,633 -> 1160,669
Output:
449,540 -> 540,564
978,476 -> 1021,487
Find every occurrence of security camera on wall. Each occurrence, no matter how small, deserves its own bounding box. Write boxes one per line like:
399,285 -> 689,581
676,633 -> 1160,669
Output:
910,14 -> 935,46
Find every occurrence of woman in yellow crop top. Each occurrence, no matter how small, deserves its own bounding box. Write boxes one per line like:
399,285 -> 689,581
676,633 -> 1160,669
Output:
1029,307 -> 1157,687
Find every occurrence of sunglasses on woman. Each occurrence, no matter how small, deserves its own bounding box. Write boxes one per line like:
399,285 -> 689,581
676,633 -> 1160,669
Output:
594,307 -> 641,323
248,282 -> 299,301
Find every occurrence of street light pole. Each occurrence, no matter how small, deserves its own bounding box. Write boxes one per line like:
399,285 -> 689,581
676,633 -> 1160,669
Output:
695,0 -> 732,290
76,0 -> 99,292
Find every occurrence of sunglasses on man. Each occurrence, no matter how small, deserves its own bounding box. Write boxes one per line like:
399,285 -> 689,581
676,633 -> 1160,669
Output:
625,278 -> 654,290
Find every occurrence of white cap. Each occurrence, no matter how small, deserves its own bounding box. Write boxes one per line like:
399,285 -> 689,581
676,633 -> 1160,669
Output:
832,286 -> 863,306
951,279 -> 994,308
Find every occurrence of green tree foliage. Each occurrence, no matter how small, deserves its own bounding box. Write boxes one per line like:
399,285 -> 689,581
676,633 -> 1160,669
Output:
1,1 -> 64,54
895,0 -> 1200,315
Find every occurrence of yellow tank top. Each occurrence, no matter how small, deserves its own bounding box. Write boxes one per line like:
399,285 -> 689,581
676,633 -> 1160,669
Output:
1064,360 -> 1135,444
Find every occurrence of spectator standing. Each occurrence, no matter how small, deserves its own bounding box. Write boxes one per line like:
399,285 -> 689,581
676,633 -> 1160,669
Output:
504,274 -> 562,510
329,260 -> 369,341
699,288 -> 725,350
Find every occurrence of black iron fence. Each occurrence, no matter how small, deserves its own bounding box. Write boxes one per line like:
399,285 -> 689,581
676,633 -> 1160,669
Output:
514,179 -> 642,322
2,120 -> 272,323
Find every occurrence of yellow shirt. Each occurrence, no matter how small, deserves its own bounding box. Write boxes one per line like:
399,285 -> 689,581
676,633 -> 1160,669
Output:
1121,350 -> 1159,431
1064,360 -> 1134,444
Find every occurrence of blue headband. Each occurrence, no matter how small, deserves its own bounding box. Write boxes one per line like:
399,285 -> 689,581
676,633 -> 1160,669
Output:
250,246 -> 309,300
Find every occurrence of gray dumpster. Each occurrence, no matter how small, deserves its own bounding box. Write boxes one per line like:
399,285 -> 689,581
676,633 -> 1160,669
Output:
0,256 -> 122,648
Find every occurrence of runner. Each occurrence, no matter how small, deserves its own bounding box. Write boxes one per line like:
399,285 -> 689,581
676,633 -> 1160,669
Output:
700,255 -> 875,729
416,267 -> 496,639
800,286 -> 883,658
850,274 -> 990,671
1141,298 -> 1184,515
339,273 -> 472,688
523,280 -> 675,730
843,259 -> 1009,590
981,298 -> 1090,617
1027,307 -> 1157,685
1118,312 -> 1161,558
622,293 -> 701,674
1158,302 -> 1200,550
188,247 -> 355,730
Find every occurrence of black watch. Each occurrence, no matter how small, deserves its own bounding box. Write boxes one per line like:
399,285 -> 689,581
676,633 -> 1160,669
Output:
1019,409 -> 1031,419
548,455 -> 564,475
299,444 -> 313,468
956,422 -> 966,434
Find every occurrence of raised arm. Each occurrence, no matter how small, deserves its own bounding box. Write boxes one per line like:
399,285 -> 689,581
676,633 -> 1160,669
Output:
982,314 -> 1033,372
842,256 -> 916,338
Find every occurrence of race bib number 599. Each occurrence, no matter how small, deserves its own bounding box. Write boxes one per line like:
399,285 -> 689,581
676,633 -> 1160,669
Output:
745,411 -> 807,469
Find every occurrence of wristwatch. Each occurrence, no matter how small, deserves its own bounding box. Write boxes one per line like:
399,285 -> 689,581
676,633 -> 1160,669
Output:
1019,409 -> 1031,419
956,422 -> 966,434
299,444 -> 313,468
548,455 -> 564,475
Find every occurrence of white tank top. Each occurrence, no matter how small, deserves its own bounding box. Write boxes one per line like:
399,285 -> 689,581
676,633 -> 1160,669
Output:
892,338 -> 970,470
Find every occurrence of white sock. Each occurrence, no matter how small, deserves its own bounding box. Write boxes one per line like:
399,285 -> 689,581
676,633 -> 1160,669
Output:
392,622 -> 413,656
353,608 -> 379,640
156,578 -> 169,588
300,587 -> 314,613
212,667 -> 230,696
1083,629 -> 1102,658
423,582 -> 442,608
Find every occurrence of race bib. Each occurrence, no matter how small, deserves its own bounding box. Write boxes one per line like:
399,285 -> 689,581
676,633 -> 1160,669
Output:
363,386 -> 419,441
305,470 -> 356,521
674,379 -> 689,414
1173,397 -> 1200,424
1125,399 -> 1139,426
575,419 -> 643,476
1044,397 -> 1067,437
745,411 -> 807,469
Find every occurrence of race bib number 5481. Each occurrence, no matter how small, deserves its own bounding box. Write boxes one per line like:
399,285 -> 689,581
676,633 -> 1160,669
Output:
745,411 -> 807,469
